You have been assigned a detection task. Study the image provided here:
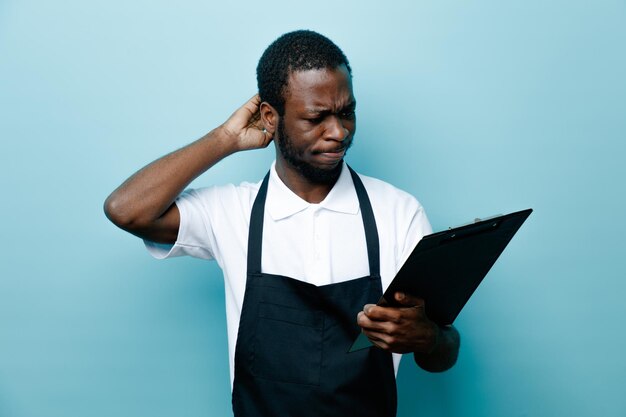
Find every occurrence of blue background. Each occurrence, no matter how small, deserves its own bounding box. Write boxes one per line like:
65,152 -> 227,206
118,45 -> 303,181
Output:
1,1 -> 625,416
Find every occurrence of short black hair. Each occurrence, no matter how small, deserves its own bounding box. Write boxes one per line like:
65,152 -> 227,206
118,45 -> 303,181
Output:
256,30 -> 352,115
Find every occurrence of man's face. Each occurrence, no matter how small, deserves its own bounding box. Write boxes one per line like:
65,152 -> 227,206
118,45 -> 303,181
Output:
275,64 -> 356,184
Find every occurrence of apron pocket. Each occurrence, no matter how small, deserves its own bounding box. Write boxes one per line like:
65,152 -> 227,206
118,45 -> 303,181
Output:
252,302 -> 324,386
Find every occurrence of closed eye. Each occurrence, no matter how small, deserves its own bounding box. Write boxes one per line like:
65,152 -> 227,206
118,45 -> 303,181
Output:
305,115 -> 325,124
339,110 -> 355,119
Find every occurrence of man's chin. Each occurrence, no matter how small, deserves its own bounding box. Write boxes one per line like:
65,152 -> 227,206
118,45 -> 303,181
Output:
295,159 -> 343,185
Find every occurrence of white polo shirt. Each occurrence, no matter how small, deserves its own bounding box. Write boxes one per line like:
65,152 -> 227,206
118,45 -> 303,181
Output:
145,162 -> 432,387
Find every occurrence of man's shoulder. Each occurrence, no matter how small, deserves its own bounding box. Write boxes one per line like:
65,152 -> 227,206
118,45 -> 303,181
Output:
189,178 -> 262,195
178,178 -> 263,209
355,171 -> 422,209
353,170 -> 432,247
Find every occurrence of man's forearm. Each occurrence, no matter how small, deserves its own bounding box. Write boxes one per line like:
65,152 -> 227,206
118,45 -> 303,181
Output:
413,325 -> 460,372
104,95 -> 271,243
104,127 -> 237,234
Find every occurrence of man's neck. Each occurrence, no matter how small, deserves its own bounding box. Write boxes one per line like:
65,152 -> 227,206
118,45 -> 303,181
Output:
274,160 -> 340,204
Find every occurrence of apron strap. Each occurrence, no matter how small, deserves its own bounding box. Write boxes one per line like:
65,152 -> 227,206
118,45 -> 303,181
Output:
246,171 -> 270,275
347,165 -> 380,277
246,166 -> 380,277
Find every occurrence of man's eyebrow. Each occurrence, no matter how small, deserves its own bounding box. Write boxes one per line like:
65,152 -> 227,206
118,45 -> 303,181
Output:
342,100 -> 357,111
304,101 -> 357,115
304,108 -> 327,115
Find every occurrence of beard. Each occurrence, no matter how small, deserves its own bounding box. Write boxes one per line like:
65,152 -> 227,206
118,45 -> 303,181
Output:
276,117 -> 352,185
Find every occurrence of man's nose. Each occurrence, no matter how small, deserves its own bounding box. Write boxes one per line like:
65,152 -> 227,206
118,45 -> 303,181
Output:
324,115 -> 349,141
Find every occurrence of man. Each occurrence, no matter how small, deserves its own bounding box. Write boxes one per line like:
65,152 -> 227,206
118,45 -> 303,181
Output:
105,30 -> 459,417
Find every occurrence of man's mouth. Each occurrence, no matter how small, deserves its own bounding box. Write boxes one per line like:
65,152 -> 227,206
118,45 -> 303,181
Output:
314,141 -> 351,156
314,148 -> 346,164
319,147 -> 345,155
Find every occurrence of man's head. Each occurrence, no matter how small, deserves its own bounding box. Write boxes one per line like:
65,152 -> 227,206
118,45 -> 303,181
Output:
256,30 -> 352,116
257,30 -> 355,186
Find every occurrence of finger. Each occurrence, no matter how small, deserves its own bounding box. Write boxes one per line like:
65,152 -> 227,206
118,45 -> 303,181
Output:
394,293 -> 428,319
357,311 -> 394,333
225,95 -> 261,130
242,94 -> 261,112
394,292 -> 425,307
245,109 -> 263,130
363,304 -> 397,321
237,95 -> 262,124
362,329 -> 392,350
363,304 -> 405,322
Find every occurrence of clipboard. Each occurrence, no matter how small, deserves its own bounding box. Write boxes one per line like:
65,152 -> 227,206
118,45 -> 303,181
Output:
349,208 -> 533,352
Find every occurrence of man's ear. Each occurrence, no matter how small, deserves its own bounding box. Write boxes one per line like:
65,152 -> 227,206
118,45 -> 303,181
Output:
260,102 -> 278,136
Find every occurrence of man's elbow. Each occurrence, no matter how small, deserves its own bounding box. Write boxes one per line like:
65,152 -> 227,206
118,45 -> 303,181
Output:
103,194 -> 143,231
415,351 -> 459,373
414,326 -> 460,373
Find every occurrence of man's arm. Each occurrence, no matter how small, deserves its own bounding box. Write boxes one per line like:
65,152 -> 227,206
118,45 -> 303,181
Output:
357,292 -> 460,372
103,95 -> 273,243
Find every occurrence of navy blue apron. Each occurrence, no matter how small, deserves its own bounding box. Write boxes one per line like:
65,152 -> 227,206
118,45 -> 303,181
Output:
232,166 -> 397,417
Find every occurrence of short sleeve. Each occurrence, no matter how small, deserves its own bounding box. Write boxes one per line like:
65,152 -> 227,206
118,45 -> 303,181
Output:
399,202 -> 433,266
144,188 -> 220,260
143,181 -> 259,264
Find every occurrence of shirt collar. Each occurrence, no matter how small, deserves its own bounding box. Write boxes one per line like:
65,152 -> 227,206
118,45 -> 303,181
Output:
266,161 -> 360,221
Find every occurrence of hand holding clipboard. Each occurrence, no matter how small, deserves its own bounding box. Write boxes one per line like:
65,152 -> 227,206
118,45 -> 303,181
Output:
350,208 -> 533,352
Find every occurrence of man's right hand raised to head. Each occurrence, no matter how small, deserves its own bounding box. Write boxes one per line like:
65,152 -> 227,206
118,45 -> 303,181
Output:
220,94 -> 274,151
104,94 -> 272,244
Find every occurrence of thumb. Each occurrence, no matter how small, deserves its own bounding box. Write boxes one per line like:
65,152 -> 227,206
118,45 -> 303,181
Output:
394,292 -> 425,308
